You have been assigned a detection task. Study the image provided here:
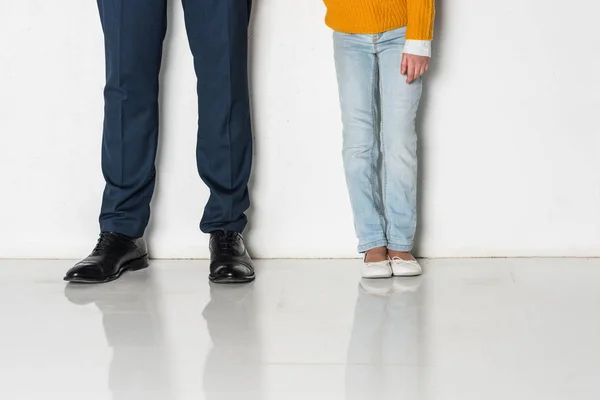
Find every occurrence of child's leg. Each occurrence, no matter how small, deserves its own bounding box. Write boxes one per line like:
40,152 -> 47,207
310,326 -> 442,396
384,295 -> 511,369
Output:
333,32 -> 387,255
377,27 -> 423,255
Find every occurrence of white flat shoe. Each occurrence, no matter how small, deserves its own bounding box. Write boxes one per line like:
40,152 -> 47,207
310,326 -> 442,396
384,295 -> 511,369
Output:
390,257 -> 422,277
361,259 -> 392,279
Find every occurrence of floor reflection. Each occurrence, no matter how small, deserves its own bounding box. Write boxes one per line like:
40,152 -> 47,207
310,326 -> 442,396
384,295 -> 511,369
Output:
346,277 -> 426,400
202,283 -> 263,400
64,270 -> 173,400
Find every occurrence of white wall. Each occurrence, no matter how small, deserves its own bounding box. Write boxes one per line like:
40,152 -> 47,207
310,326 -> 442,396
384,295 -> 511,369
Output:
1,0 -> 600,259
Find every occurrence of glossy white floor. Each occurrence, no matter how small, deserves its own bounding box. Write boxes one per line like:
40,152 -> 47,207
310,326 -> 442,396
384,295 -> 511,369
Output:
1,258 -> 600,400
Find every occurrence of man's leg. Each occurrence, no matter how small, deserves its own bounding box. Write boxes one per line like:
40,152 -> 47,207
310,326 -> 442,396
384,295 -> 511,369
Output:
98,0 -> 168,237
182,0 -> 253,234
182,0 -> 255,284
65,0 -> 167,284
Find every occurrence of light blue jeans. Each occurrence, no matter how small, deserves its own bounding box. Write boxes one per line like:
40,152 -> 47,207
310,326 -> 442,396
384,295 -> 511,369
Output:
333,27 -> 422,253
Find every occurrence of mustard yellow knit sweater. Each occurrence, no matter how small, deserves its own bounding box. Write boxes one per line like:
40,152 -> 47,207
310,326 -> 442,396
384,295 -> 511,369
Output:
323,0 -> 435,40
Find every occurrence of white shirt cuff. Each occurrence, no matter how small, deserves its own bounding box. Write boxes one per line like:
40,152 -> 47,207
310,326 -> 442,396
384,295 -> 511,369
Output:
403,40 -> 432,57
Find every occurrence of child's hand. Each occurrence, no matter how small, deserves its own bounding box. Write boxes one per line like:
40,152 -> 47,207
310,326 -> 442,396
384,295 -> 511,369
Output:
401,54 -> 430,83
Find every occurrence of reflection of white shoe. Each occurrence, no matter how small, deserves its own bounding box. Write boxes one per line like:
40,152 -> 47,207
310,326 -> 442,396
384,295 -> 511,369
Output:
360,278 -> 393,296
361,259 -> 393,279
392,276 -> 423,294
390,257 -> 422,277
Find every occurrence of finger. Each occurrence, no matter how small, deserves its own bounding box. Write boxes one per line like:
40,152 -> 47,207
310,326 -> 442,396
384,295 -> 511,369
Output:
420,64 -> 426,77
410,64 -> 419,83
406,58 -> 415,82
425,61 -> 429,72
401,54 -> 408,75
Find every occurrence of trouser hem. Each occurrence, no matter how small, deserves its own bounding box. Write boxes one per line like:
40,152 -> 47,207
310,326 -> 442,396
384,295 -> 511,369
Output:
387,242 -> 413,252
99,221 -> 145,239
201,219 -> 247,234
358,238 -> 388,253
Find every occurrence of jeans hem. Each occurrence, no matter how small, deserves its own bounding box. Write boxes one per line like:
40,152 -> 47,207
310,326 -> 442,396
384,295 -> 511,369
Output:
387,242 -> 413,252
358,238 -> 388,253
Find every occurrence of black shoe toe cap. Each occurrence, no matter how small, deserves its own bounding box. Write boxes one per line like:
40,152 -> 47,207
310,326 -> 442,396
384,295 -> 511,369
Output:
64,263 -> 105,282
210,262 -> 255,284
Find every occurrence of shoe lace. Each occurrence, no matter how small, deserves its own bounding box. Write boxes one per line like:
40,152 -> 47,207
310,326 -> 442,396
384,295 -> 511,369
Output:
93,233 -> 117,253
215,231 -> 239,254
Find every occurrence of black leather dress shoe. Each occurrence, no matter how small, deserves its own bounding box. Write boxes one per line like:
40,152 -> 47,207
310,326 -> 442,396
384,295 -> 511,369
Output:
64,232 -> 149,284
209,231 -> 255,284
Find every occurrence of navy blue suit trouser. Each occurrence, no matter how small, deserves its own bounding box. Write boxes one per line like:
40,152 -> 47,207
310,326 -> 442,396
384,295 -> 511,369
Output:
97,0 -> 253,237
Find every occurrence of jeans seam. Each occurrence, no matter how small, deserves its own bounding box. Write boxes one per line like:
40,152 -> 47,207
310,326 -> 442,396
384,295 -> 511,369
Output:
378,47 -> 389,239
370,44 -> 385,236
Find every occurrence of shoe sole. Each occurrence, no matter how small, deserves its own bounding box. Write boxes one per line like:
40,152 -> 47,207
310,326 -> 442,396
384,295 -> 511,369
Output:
362,274 -> 393,279
64,255 -> 149,284
208,274 -> 256,284
392,270 -> 423,277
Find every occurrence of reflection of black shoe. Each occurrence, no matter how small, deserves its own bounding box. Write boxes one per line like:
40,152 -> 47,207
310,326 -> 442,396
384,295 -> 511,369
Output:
209,231 -> 255,284
64,232 -> 149,284
64,271 -> 150,305
64,282 -> 110,305
208,281 -> 255,303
